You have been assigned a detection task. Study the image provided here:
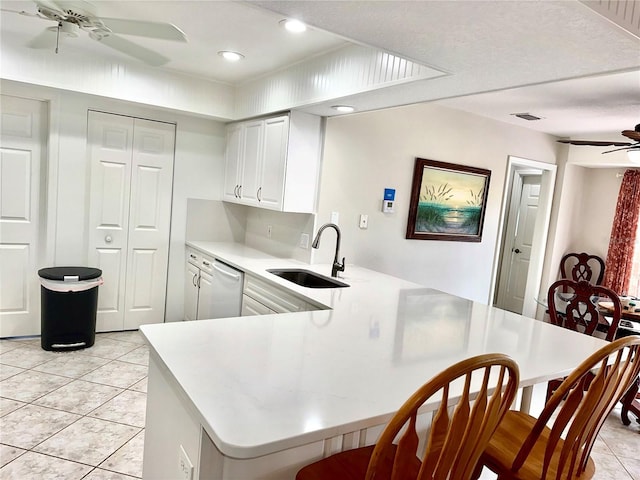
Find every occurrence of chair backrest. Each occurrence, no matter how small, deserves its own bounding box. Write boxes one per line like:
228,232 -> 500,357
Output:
560,252 -> 605,285
365,354 -> 519,480
511,336 -> 640,479
547,279 -> 621,341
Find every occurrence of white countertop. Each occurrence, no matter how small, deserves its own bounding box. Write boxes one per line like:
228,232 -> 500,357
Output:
141,242 -> 609,460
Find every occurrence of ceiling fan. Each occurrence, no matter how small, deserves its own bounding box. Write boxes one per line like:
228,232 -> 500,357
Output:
1,0 -> 187,66
557,123 -> 640,154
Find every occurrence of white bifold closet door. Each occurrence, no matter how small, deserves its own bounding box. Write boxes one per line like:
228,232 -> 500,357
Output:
0,95 -> 46,337
87,111 -> 175,332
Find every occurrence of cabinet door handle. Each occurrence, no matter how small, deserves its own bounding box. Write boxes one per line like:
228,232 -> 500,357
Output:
257,187 -> 262,202
233,185 -> 238,198
197,274 -> 201,288
202,260 -> 210,267
189,254 -> 196,259
238,185 -> 242,197
192,272 -> 198,287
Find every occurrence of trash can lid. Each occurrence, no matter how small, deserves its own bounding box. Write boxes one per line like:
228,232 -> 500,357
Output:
38,267 -> 102,281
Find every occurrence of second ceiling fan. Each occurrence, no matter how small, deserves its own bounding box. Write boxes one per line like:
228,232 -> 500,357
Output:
558,124 -> 640,154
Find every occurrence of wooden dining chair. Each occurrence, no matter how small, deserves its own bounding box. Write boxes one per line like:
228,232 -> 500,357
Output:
295,353 -> 519,480
559,252 -> 605,285
545,279 -> 622,402
476,335 -> 640,480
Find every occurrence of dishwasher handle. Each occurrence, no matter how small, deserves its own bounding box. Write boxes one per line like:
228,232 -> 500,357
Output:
213,263 -> 242,281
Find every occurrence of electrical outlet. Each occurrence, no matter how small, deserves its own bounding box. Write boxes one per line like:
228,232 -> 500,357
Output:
267,225 -> 272,238
330,211 -> 339,225
299,233 -> 310,249
178,445 -> 194,480
359,214 -> 368,229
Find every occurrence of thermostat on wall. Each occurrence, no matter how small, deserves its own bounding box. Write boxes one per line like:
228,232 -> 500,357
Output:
382,188 -> 395,213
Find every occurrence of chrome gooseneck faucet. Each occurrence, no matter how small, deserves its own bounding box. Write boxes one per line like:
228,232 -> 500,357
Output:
312,223 -> 345,278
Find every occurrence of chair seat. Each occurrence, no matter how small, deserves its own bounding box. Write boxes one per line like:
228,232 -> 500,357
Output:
296,444 -> 421,480
482,411 -> 596,480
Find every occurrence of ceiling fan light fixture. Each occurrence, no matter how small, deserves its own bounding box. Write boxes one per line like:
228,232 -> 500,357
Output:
218,50 -> 244,62
280,19 -> 307,33
628,149 -> 640,164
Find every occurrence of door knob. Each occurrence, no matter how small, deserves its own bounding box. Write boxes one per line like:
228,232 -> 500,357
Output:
105,235 -> 113,243
513,248 -> 521,254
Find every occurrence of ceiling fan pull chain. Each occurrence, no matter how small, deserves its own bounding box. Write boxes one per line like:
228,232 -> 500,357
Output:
55,21 -> 61,54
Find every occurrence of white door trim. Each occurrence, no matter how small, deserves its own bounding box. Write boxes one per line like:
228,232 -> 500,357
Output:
490,156 -> 557,319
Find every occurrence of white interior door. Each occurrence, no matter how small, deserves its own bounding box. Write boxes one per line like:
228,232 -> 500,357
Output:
497,174 -> 541,314
123,118 -> 175,329
88,112 -> 133,332
0,95 -> 46,337
88,111 -> 175,332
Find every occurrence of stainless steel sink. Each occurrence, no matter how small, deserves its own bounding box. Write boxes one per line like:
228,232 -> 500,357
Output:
267,269 -> 349,288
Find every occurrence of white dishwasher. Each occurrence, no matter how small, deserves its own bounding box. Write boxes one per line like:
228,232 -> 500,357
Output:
207,260 -> 244,319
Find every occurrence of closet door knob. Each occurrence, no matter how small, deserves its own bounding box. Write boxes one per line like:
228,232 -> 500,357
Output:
105,235 -> 113,243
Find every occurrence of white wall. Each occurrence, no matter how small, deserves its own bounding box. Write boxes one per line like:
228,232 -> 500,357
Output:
244,209 -> 315,262
314,102 -> 559,303
573,168 -> 623,258
1,80 -> 226,324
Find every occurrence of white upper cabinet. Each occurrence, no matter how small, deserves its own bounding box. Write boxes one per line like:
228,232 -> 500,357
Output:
223,111 -> 323,213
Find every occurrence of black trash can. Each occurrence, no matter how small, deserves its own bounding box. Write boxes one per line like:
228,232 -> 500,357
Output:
38,267 -> 103,351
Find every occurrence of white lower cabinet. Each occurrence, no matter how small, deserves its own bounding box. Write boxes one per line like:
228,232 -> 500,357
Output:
184,260 -> 200,321
184,249 -> 215,320
241,294 -> 275,316
241,274 -> 320,315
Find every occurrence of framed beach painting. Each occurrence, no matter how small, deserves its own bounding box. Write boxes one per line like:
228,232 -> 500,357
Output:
406,158 -> 491,242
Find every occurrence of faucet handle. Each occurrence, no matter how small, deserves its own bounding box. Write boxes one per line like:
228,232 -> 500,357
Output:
338,257 -> 345,271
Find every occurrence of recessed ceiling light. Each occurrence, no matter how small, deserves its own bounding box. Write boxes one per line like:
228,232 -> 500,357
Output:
218,51 -> 244,62
280,19 -> 307,33
331,105 -> 355,113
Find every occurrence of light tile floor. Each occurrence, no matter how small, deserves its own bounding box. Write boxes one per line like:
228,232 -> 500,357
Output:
0,331 -> 147,479
1,331 -> 639,479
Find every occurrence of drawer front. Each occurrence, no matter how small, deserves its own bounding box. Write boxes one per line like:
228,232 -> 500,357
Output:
199,255 -> 215,275
243,275 -> 305,313
186,249 -> 200,266
186,248 -> 215,274
241,294 -> 275,316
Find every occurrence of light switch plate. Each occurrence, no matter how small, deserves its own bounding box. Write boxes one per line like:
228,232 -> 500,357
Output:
330,211 -> 339,225
299,233 -> 310,249
359,214 -> 368,229
178,445 -> 194,480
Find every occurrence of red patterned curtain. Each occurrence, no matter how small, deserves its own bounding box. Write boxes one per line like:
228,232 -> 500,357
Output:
603,169 -> 640,294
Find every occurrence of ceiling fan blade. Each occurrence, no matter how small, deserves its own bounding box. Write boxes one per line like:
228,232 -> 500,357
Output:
28,27 -> 58,49
602,144 -> 640,154
34,0 -> 65,15
91,33 -> 169,66
99,18 -> 187,42
557,139 -> 633,146
622,130 -> 640,142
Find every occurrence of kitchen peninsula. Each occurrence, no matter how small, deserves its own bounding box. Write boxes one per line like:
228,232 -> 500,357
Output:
140,242 -> 608,480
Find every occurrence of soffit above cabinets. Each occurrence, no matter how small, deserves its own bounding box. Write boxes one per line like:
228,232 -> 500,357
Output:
1,0 -> 638,135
